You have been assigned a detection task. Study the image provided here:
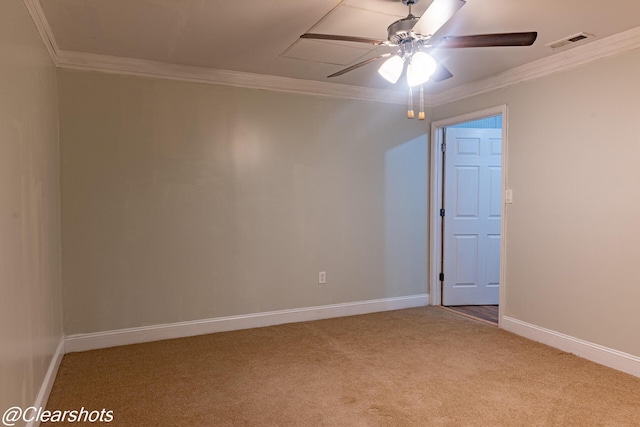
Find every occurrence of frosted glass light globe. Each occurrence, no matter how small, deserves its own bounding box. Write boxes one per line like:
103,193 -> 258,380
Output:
407,52 -> 437,87
378,55 -> 404,84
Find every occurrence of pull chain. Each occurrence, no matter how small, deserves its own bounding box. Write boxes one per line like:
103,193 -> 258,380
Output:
419,84 -> 425,120
407,86 -> 414,119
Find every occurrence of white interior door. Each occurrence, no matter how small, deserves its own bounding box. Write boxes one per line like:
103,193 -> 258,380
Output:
442,128 -> 502,306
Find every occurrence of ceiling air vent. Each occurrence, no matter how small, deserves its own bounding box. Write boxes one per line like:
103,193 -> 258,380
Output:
546,32 -> 594,50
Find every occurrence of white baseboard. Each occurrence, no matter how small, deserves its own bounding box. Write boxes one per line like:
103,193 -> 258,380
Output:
65,294 -> 429,353
502,316 -> 640,378
27,337 -> 65,427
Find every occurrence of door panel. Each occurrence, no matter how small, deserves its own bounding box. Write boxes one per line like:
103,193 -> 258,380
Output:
443,128 -> 502,306
455,167 -> 479,217
454,235 -> 478,286
489,167 -> 502,217
487,235 -> 501,286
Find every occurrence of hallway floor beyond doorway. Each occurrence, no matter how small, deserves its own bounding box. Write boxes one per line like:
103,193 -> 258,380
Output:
443,305 -> 498,325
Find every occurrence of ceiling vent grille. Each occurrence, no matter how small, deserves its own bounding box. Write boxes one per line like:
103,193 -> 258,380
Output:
546,32 -> 594,50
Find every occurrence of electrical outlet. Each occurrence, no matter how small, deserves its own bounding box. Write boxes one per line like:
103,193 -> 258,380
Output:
318,271 -> 326,284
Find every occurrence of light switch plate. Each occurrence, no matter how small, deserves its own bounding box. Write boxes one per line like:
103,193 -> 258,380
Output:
505,189 -> 513,204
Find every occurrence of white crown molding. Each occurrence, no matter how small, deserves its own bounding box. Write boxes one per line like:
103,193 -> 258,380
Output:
503,316 -> 640,378
430,25 -> 640,106
55,50 -> 407,105
49,25 -> 640,108
65,294 -> 429,352
22,0 -> 60,66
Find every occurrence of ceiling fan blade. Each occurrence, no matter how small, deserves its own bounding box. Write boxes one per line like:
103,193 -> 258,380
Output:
300,33 -> 386,45
412,0 -> 466,36
327,53 -> 392,78
435,32 -> 538,48
431,62 -> 453,82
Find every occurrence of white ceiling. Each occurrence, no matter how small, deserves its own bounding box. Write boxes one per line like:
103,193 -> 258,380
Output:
38,0 -> 640,95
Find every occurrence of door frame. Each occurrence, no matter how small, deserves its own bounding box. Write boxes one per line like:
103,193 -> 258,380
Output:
429,105 -> 509,327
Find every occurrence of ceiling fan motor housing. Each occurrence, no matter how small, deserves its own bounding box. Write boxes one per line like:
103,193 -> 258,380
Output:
387,15 -> 421,44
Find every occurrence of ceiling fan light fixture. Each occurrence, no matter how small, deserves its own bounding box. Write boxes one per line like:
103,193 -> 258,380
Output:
377,55 -> 404,84
407,51 -> 437,87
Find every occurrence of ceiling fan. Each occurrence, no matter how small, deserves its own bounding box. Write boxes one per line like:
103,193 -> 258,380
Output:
300,0 -> 538,88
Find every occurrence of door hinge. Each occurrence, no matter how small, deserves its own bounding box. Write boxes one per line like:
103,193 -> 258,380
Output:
439,208 -> 445,217
439,272 -> 444,282
441,141 -> 446,152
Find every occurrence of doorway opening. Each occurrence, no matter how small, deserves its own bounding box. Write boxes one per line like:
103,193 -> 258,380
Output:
429,106 -> 508,326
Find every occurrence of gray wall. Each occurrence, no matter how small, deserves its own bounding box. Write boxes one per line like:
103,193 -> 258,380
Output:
433,48 -> 640,357
58,70 -> 430,335
0,0 -> 62,417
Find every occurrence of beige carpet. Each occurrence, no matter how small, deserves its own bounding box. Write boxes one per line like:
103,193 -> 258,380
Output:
44,307 -> 640,426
